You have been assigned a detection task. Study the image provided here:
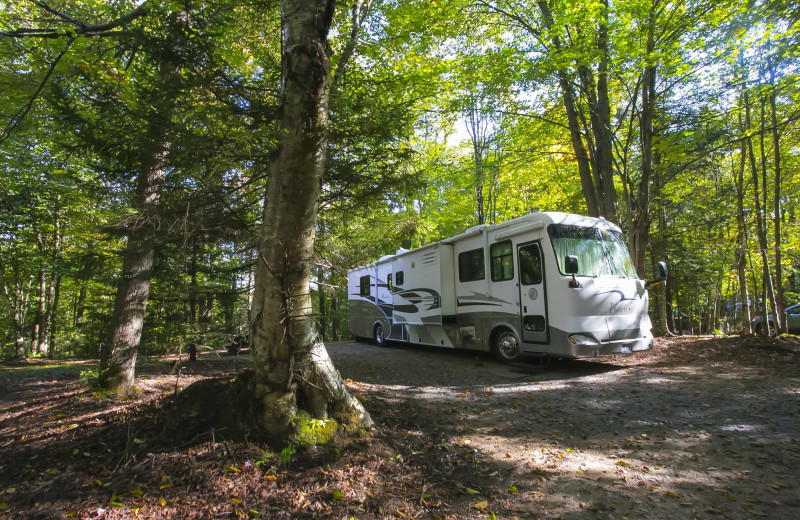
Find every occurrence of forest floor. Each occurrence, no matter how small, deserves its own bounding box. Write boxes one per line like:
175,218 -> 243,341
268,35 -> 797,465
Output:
1,335 -> 799,520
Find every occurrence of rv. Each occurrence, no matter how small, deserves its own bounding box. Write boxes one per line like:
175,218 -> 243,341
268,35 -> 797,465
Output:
347,212 -> 666,362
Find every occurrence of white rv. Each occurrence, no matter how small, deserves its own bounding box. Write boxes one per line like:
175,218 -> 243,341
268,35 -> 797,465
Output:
347,212 -> 666,362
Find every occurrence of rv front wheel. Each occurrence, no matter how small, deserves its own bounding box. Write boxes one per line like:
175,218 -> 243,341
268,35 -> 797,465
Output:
373,323 -> 386,346
493,329 -> 520,363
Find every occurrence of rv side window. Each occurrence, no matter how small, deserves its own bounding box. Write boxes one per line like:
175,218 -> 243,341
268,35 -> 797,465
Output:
387,273 -> 392,290
458,248 -> 486,282
490,241 -> 514,282
395,271 -> 404,286
359,275 -> 371,296
519,243 -> 543,285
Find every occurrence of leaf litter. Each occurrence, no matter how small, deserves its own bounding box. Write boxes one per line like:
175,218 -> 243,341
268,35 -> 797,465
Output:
0,335 -> 798,519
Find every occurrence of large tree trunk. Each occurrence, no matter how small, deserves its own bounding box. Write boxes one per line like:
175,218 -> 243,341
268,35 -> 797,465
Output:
249,0 -> 371,441
101,150 -> 165,393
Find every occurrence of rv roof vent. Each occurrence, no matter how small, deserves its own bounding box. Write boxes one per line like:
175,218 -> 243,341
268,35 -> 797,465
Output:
396,248 -> 409,255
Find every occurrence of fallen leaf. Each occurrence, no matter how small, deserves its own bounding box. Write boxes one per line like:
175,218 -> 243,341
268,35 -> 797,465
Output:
159,497 -> 167,507
331,490 -> 346,501
472,500 -> 488,510
224,466 -> 241,473
249,510 -> 262,518
232,497 -> 242,503
666,491 -> 681,499
159,483 -> 173,490
509,485 -> 519,494
466,488 -> 480,494
615,461 -> 631,467
265,475 -> 277,482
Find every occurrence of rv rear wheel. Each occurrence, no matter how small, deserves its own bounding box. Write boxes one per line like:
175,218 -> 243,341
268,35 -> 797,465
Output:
373,323 -> 386,346
493,329 -> 520,363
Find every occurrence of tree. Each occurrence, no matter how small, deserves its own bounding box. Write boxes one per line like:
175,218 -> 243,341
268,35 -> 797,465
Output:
248,0 -> 371,439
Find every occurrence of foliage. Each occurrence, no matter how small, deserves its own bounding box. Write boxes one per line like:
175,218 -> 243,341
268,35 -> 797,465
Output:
2,0 -> 800,364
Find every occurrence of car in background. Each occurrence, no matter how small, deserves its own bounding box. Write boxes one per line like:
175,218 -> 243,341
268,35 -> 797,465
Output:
752,303 -> 800,335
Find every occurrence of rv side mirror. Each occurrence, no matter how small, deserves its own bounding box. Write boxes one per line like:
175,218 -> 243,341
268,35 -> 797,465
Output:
565,255 -> 580,288
565,255 -> 579,275
657,261 -> 668,279
646,261 -> 668,288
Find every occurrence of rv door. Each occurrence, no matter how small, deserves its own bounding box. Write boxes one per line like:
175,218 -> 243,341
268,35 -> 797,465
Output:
518,242 -> 548,343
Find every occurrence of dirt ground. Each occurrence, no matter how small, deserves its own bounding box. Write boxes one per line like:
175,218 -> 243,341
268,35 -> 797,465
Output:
1,335 -> 799,519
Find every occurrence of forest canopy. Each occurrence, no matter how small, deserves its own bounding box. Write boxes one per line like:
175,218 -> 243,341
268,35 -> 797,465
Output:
2,0 -> 799,361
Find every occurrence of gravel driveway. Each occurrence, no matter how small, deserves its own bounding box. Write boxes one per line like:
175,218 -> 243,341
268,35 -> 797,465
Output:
327,337 -> 800,520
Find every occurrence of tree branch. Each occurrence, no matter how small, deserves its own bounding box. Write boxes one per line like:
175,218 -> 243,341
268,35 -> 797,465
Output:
0,37 -> 74,147
1,0 -> 149,39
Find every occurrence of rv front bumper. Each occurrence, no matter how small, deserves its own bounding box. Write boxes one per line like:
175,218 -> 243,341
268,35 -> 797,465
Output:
523,331 -> 653,359
570,336 -> 653,358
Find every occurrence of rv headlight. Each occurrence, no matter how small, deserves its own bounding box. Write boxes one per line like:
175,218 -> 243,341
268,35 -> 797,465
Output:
569,333 -> 599,345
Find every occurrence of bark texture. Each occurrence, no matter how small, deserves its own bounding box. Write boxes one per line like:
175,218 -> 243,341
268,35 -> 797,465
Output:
102,146 -> 166,393
249,0 -> 371,441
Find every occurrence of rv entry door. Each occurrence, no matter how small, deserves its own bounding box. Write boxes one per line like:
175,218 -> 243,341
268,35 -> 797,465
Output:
518,242 -> 548,343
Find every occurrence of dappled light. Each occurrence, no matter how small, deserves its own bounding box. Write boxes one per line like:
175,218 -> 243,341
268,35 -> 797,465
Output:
2,337 -> 799,518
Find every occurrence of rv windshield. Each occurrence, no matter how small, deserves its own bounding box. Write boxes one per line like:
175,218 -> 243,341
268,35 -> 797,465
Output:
548,224 -> 637,278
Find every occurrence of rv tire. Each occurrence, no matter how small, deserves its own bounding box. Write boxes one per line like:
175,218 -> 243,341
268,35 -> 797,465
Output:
492,328 -> 521,363
373,323 -> 386,346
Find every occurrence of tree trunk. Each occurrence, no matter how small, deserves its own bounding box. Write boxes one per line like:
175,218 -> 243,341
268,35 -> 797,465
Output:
1,245 -> 32,357
533,1 -> 600,217
249,0 -> 371,441
743,87 -> 777,334
31,264 -> 46,355
319,267 -> 327,341
48,273 -> 62,358
652,134 -> 671,336
735,122 -> 752,332
101,113 -> 167,392
758,98 -> 780,331
768,58 -> 784,329
331,290 -> 338,340
188,241 -> 199,324
593,1 -> 617,223
632,3 -> 657,275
